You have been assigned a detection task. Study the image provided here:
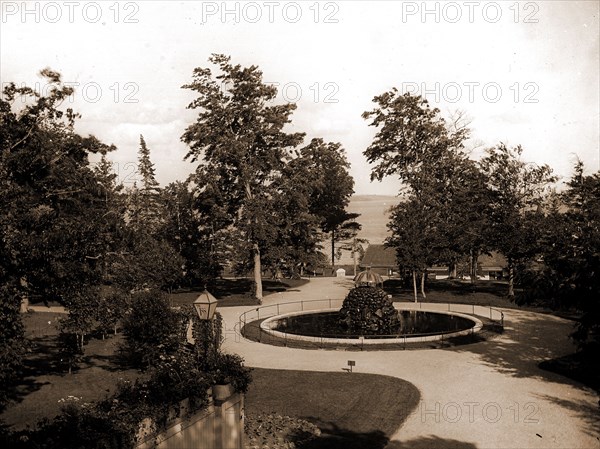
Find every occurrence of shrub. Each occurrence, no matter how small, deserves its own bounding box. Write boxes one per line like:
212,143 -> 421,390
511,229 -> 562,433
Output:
96,290 -> 130,338
0,285 -> 27,408
204,352 -> 252,394
339,286 -> 400,335
245,413 -> 321,449
121,290 -> 187,369
6,350 -> 214,449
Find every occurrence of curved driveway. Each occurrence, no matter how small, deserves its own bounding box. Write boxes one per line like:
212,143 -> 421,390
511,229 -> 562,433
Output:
219,277 -> 599,449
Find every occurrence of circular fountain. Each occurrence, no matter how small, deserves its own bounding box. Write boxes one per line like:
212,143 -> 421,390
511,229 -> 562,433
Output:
254,284 -> 484,347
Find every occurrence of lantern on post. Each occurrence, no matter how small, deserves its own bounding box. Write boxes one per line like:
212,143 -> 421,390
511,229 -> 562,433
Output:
193,290 -> 219,321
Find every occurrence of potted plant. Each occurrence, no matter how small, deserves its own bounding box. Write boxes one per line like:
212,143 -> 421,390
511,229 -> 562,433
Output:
210,353 -> 252,401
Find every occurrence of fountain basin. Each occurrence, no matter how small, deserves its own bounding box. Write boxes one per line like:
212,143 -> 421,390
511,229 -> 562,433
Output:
260,305 -> 483,345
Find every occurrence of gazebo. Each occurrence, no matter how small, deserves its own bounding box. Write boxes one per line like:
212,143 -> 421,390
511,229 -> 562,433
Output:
353,267 -> 384,288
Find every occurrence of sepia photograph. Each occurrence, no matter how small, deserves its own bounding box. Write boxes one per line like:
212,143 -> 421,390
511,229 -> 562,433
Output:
0,1 -> 598,448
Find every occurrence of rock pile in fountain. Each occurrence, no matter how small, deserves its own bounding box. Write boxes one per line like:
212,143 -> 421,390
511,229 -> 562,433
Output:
339,286 -> 400,335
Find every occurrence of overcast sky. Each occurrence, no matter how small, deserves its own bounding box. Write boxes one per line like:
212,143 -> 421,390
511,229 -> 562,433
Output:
1,1 -> 598,194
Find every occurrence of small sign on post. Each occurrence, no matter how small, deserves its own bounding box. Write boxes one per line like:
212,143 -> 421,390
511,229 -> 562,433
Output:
347,360 -> 355,373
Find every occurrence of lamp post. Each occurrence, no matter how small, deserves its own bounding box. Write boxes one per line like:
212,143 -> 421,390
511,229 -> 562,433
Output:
193,289 -> 219,321
191,289 -> 219,353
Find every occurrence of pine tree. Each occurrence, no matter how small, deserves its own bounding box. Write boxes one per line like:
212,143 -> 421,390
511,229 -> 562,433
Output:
138,134 -> 159,192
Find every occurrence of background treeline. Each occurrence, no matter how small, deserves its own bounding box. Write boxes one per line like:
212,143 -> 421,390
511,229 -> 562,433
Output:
0,59 -> 359,408
362,90 -> 599,351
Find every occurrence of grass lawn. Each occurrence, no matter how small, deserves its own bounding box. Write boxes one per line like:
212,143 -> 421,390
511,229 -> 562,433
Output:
0,312 -> 141,431
384,278 -> 580,318
245,368 -> 420,449
168,277 -> 309,308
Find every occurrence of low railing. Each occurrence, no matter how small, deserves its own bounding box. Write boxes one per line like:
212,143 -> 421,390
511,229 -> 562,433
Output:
238,299 -> 504,348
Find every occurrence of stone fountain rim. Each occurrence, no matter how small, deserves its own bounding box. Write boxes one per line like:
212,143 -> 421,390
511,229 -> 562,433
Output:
259,305 -> 483,345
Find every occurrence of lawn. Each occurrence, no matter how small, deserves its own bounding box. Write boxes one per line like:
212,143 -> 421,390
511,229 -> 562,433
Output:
384,278 -> 579,318
168,277 -> 309,307
245,368 -> 420,449
4,312 -> 420,449
0,312 -> 141,431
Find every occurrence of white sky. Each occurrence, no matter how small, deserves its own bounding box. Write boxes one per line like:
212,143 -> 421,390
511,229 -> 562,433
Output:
1,0 -> 599,194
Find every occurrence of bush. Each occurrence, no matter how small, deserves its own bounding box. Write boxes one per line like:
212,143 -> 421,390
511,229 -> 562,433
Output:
339,286 -> 400,335
96,290 -> 130,338
0,285 -> 27,408
245,413 -> 321,449
203,352 -> 252,394
121,290 -> 187,369
5,350 -> 214,449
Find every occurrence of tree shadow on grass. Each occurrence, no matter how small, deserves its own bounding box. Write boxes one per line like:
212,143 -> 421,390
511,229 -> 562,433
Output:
383,278 -> 507,298
294,420 -> 389,449
384,435 -> 478,449
451,310 -> 581,382
450,309 -> 600,440
533,392 -> 600,439
292,427 -> 480,449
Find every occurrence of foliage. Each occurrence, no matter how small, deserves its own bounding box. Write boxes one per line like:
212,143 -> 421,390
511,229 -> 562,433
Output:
362,90 -> 468,189
0,285 -> 27,408
202,352 -> 253,394
363,92 -> 472,297
109,234 -> 185,292
125,135 -> 163,237
339,286 -> 400,335
121,290 -> 187,369
158,181 -> 223,288
292,138 -> 360,270
182,54 -> 305,301
245,413 -> 321,449
479,143 -> 556,296
192,312 -> 223,360
0,69 -> 125,387
522,162 -> 600,348
96,290 -> 130,338
7,354 -> 213,449
0,70 -> 116,305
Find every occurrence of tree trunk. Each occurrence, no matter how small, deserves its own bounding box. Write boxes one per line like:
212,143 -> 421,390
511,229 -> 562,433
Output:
331,230 -> 336,273
352,237 -> 357,277
507,258 -> 515,299
253,243 -> 263,304
412,270 -> 418,303
420,271 -> 427,299
448,262 -> 457,279
470,248 -> 479,285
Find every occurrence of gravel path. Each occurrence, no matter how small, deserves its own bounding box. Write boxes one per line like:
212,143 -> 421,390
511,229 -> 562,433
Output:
219,277 -> 600,449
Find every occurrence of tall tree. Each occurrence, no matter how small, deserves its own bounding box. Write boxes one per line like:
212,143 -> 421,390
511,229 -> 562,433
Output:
362,90 -> 468,196
181,54 -> 304,302
532,162 -> 600,348
159,180 -> 225,288
137,134 -> 159,192
363,91 -> 469,293
387,197 -> 447,300
0,69 -> 114,303
127,135 -> 162,236
479,143 -> 556,297
291,138 -> 360,272
0,70 -> 116,394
